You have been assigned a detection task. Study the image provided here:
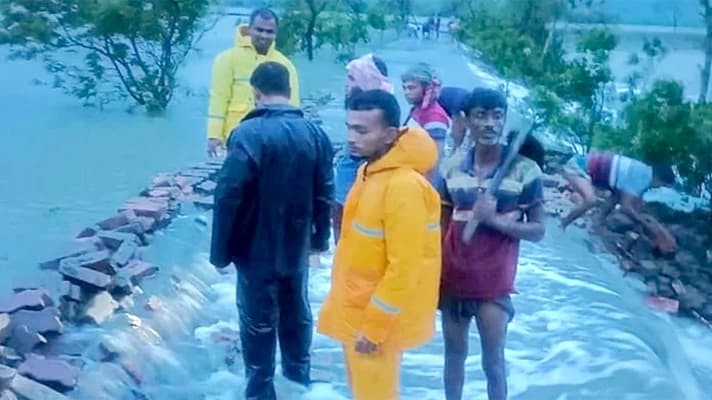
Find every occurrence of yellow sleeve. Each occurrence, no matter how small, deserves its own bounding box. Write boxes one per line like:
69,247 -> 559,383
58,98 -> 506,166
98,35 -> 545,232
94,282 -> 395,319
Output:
360,175 -> 428,344
207,51 -> 233,142
286,60 -> 300,107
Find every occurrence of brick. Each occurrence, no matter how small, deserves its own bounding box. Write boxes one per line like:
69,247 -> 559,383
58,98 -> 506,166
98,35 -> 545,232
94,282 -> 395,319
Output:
96,210 -> 137,231
135,217 -> 157,233
120,199 -> 167,220
0,346 -> 22,367
190,161 -> 222,172
9,373 -> 69,400
111,274 -> 134,297
174,176 -> 202,190
193,196 -> 214,210
178,168 -> 212,179
75,225 -> 99,239
40,336 -> 90,358
646,296 -> 679,313
58,258 -> 112,290
18,354 -> 79,392
195,181 -> 217,195
63,250 -> 115,276
0,364 -> 16,391
115,222 -> 149,246
8,308 -> 62,337
80,292 -> 118,325
111,241 -> 138,267
60,281 -> 83,303
38,240 -> 100,270
97,231 -> 138,251
118,261 -> 158,286
152,174 -> 174,187
147,188 -> 172,198
0,290 -> 54,314
6,325 -> 47,355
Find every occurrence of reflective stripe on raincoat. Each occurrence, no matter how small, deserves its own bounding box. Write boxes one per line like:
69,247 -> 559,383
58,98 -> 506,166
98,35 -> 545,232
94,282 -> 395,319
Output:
318,127 -> 442,349
207,25 -> 300,142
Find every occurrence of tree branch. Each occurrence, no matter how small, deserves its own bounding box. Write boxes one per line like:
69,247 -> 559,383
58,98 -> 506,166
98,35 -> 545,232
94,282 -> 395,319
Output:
102,36 -> 143,104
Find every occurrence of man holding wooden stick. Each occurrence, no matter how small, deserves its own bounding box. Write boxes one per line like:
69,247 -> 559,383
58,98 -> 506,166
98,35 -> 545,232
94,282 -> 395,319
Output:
438,88 -> 546,400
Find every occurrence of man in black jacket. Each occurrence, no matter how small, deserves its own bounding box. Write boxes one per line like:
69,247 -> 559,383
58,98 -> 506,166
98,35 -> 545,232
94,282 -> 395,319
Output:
210,61 -> 334,400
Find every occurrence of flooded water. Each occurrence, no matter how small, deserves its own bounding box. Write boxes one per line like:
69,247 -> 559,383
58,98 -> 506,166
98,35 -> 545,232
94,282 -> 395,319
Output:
1,17 -> 712,399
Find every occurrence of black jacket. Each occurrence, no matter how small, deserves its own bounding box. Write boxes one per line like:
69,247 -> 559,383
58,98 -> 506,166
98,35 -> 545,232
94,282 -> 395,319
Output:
210,104 -> 334,277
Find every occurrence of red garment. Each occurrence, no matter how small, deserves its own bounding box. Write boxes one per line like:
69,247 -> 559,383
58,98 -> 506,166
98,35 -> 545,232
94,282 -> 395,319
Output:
586,152 -> 614,190
411,102 -> 449,140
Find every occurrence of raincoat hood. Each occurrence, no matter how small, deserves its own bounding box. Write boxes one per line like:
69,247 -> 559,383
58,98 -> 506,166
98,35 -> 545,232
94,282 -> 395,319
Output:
366,127 -> 438,176
235,24 -> 277,54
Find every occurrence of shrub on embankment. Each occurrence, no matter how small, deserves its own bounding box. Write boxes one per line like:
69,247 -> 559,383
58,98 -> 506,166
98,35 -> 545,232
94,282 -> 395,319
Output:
455,0 -> 711,212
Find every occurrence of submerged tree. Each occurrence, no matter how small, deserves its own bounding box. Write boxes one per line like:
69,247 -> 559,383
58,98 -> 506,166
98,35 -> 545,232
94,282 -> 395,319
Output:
0,0 -> 217,112
275,0 -> 372,62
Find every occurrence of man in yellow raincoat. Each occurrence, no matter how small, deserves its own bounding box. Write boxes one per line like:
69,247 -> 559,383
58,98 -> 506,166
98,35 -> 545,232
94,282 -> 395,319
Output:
206,8 -> 300,157
318,89 -> 442,399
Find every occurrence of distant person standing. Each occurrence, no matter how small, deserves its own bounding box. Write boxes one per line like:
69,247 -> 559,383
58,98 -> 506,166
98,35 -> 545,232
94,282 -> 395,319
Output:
206,8 -> 300,158
402,63 -> 450,185
435,15 -> 442,39
448,18 -> 459,43
210,62 -> 333,399
424,17 -> 434,39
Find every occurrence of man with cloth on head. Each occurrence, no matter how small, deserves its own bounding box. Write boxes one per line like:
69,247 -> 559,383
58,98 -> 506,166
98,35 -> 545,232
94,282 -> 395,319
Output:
332,53 -> 393,243
401,62 -> 450,185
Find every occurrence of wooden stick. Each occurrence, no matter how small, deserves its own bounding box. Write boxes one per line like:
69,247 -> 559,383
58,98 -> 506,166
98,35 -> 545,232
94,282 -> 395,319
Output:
462,129 -> 530,243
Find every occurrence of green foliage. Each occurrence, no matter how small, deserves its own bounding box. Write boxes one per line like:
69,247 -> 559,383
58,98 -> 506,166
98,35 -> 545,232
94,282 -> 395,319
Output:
457,2 -> 617,153
0,0 -> 216,112
686,105 -> 712,191
593,79 -> 712,195
367,5 -> 388,31
275,0 -> 373,62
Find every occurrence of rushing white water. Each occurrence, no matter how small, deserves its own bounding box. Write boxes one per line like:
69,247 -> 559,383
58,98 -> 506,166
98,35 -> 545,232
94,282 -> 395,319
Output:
68,215 -> 710,399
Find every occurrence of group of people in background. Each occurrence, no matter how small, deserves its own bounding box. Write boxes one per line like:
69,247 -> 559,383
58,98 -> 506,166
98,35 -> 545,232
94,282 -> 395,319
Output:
206,7 -> 679,400
408,14 -> 443,40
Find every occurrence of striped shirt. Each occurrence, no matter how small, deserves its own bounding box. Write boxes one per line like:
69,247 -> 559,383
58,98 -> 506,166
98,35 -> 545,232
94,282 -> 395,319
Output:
411,102 -> 449,141
438,147 -> 544,299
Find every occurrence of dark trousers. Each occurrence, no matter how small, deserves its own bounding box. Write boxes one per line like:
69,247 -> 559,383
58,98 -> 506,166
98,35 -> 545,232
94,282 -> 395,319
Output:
236,268 -> 312,399
331,203 -> 344,245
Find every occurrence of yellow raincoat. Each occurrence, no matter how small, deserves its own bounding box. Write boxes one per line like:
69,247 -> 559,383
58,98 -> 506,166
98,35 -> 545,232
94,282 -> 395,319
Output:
206,25 -> 300,142
318,126 -> 442,399
318,126 -> 442,349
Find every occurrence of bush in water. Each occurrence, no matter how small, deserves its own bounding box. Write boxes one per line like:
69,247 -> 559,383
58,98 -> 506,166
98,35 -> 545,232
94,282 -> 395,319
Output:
0,0 -> 218,113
